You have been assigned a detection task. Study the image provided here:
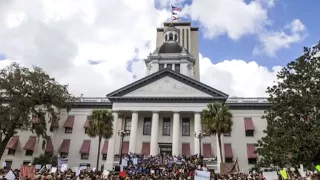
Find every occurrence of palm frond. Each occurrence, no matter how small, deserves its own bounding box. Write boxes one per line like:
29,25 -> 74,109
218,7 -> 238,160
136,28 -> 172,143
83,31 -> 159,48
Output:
201,102 -> 233,135
86,109 -> 114,140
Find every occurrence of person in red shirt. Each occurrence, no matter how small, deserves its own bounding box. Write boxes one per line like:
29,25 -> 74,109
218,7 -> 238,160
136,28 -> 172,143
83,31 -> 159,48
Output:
119,168 -> 127,180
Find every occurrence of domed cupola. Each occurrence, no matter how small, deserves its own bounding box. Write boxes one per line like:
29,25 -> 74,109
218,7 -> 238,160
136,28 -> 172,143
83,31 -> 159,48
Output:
158,42 -> 183,53
145,22 -> 196,78
163,23 -> 179,42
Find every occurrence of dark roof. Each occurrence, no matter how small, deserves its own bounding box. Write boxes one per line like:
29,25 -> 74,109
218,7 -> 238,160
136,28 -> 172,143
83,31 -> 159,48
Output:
107,68 -> 229,100
158,42 -> 183,53
164,24 -> 179,34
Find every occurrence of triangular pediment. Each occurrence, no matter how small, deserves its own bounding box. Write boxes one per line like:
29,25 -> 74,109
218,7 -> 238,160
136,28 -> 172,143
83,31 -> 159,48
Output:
107,69 -> 228,100
123,76 -> 212,97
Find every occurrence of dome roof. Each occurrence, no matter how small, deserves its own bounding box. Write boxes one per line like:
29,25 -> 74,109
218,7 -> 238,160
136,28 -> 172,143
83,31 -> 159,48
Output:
158,42 -> 183,53
164,24 -> 179,34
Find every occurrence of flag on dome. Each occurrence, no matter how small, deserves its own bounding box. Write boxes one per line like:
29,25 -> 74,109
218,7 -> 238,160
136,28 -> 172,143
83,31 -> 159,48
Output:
171,5 -> 181,11
171,5 -> 181,22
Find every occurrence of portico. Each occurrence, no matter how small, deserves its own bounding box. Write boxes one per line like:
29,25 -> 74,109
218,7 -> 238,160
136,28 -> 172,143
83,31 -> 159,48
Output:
104,110 -> 213,170
110,111 -> 204,151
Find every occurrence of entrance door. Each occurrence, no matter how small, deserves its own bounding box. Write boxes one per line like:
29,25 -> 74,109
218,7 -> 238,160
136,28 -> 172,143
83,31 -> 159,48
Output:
159,143 -> 172,155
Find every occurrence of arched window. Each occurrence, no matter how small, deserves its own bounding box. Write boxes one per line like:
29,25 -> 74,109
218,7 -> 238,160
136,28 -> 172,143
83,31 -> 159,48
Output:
174,34 -> 178,41
169,33 -> 173,40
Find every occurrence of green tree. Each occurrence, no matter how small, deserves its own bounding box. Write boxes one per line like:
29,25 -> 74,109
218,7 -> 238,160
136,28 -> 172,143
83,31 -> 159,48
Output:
202,102 -> 233,163
32,153 -> 58,167
87,109 -> 114,170
0,63 -> 73,159
256,42 -> 320,169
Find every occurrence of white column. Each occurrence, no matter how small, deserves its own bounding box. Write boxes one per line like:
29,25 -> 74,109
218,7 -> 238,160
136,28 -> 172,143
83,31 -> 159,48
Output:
129,111 -> 138,153
105,112 -> 119,170
172,112 -> 180,156
150,112 -> 159,156
194,112 -> 201,156
216,134 -> 222,172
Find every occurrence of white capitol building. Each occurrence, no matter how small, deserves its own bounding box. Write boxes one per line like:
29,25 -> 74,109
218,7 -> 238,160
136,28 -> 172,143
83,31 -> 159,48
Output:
1,22 -> 269,172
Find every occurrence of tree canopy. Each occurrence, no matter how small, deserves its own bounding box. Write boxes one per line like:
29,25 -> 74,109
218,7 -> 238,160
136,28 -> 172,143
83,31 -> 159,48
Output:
87,109 -> 114,140
0,63 -> 73,159
32,153 -> 58,167
87,109 -> 114,169
256,42 -> 320,169
202,102 -> 233,162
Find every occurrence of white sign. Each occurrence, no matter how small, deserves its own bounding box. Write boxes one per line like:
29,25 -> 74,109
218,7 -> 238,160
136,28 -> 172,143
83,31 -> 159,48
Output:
60,164 -> 68,172
46,164 -> 52,170
263,172 -> 278,180
195,170 -> 210,180
5,170 -> 16,180
50,167 -> 57,173
35,164 -> 42,170
121,159 -> 128,167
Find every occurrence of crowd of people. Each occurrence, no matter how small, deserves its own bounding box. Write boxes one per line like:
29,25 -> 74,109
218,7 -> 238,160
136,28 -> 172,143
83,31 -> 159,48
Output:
1,153 -> 320,179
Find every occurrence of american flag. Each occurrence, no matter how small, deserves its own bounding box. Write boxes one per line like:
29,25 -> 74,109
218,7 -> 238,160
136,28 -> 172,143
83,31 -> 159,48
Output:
19,165 -> 36,179
171,5 -> 182,11
171,5 -> 181,22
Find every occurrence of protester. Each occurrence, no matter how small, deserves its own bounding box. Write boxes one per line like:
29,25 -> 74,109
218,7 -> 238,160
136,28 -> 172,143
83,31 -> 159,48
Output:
0,153 -> 319,179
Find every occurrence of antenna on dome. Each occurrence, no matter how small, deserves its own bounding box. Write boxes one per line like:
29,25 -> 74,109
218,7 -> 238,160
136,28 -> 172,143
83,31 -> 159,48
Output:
171,5 -> 181,23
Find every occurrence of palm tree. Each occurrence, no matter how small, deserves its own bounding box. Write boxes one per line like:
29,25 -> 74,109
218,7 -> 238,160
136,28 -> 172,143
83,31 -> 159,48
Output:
87,109 -> 114,169
202,102 -> 233,163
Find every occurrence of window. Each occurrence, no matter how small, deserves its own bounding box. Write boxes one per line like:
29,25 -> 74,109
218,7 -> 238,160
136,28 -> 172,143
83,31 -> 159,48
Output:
60,153 -> 68,158
7,149 -> 16,155
159,64 -> 165,70
225,158 -> 233,163
23,161 -> 31,165
81,153 -> 89,160
102,154 -> 107,161
162,118 -> 170,136
25,150 -> 33,156
224,132 -> 231,137
65,127 -> 73,134
124,117 -> 131,134
175,64 -> 180,73
80,163 -> 90,168
5,161 -> 12,169
245,130 -> 254,137
166,64 -> 172,70
182,29 -> 185,47
248,158 -> 257,164
182,118 -> 190,136
143,118 -> 151,135
169,33 -> 173,40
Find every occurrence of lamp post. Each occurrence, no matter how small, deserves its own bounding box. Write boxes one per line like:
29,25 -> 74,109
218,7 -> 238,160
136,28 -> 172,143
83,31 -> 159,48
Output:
194,131 -> 206,158
118,129 -> 129,165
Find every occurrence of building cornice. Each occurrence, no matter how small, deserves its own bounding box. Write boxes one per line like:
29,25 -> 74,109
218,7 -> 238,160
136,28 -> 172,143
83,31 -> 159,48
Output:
156,22 -> 199,32
67,97 -> 270,109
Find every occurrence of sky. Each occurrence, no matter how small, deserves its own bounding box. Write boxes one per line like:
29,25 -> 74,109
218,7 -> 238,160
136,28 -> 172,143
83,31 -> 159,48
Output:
0,0 -> 319,97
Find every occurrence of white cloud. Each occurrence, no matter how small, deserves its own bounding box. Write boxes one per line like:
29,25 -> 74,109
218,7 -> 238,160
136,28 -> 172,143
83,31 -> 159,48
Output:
155,0 -> 185,9
199,54 -> 280,97
184,0 -> 270,40
184,0 -> 306,56
0,0 -> 280,97
288,19 -> 306,33
254,19 -> 307,56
